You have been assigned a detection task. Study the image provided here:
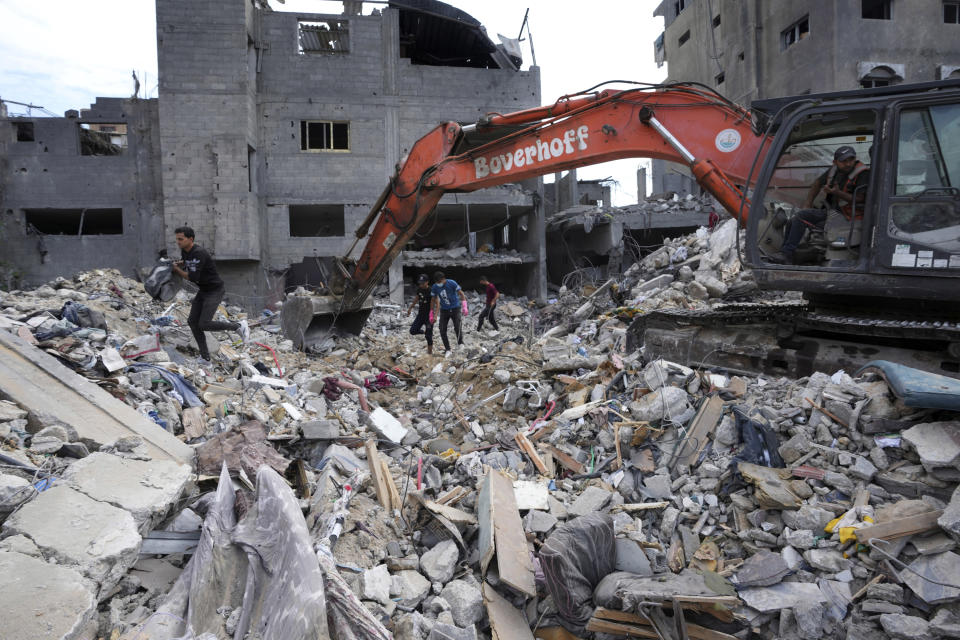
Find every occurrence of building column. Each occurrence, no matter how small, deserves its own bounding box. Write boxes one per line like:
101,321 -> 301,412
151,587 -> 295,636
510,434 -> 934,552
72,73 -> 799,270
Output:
388,254 -> 404,305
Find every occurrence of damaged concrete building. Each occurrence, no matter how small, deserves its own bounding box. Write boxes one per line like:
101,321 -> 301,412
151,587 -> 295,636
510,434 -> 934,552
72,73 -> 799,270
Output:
650,0 -> 960,195
0,0 -> 545,302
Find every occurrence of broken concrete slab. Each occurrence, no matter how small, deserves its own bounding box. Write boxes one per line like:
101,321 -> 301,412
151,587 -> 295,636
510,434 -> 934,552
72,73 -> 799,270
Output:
0,550 -> 97,640
739,462 -> 802,510
902,422 -> 960,473
420,539 -> 459,584
941,485 -> 960,540
734,550 -> 790,588
1,485 -> 141,597
879,613 -> 935,640
61,452 -> 192,533
901,551 -> 960,604
0,330 -> 192,463
440,580 -> 484,628
739,581 -> 827,613
568,485 -> 613,518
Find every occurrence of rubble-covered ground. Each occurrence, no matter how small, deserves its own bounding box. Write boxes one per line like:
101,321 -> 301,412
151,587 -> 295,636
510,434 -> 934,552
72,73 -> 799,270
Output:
1,219 -> 959,640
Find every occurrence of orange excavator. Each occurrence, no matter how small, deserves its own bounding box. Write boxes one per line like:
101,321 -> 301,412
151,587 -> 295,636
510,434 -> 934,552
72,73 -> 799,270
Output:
283,80 -> 960,377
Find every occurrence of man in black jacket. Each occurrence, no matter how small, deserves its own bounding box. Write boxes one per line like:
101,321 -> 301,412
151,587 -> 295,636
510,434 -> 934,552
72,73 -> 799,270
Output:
173,226 -> 248,362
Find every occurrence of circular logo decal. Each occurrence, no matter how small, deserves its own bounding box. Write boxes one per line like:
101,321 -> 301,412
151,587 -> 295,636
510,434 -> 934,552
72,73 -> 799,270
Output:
715,129 -> 741,153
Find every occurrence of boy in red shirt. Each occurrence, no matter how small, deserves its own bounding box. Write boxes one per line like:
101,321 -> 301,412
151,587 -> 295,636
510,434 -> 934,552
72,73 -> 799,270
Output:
477,275 -> 500,332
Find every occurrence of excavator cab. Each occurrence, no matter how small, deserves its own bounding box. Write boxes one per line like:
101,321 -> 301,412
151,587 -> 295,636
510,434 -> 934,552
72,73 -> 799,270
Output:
744,81 -> 960,373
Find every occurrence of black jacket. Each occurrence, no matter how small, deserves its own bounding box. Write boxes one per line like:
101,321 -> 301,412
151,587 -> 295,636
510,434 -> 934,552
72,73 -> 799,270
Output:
181,245 -> 223,292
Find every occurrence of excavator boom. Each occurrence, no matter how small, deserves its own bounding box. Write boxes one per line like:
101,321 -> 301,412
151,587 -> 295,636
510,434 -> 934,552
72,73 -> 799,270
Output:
341,84 -> 770,314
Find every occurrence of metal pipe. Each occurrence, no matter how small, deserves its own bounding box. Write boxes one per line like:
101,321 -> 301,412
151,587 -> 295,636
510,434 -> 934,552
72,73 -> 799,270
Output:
645,115 -> 696,164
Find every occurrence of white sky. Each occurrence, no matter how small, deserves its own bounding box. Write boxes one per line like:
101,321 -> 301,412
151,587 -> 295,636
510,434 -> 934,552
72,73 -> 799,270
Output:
0,0 -> 666,205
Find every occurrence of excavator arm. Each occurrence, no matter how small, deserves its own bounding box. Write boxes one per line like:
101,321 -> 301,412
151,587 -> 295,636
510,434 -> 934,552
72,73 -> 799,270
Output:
339,84 -> 770,312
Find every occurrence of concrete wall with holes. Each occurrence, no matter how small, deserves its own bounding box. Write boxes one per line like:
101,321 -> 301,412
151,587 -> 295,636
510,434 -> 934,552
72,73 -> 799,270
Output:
0,1 -> 548,301
0,98 -> 164,287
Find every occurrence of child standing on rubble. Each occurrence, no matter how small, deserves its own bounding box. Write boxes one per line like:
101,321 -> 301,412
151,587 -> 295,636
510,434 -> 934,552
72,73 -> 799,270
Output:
430,270 -> 466,353
407,274 -> 435,354
476,275 -> 500,333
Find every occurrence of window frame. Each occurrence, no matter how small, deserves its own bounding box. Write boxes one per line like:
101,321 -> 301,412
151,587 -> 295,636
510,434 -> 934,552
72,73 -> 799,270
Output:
780,16 -> 810,51
862,0 -> 892,20
300,120 -> 351,153
678,29 -> 691,47
945,1 -> 960,24
297,19 -> 350,55
288,204 -> 346,237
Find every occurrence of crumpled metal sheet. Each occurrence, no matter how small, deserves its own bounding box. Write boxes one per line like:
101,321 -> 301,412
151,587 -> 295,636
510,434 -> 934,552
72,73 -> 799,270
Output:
195,420 -> 291,478
857,360 -> 960,410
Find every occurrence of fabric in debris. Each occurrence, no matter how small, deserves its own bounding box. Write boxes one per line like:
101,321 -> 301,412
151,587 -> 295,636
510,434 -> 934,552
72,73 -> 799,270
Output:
731,407 -> 784,468
322,377 -> 342,401
364,371 -> 394,391
539,512 -> 616,632
127,363 -> 203,408
61,300 -> 107,331
196,420 -> 292,478
34,318 -> 80,341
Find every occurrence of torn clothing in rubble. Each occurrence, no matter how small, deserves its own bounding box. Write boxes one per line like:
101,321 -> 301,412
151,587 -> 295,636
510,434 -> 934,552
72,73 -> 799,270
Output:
127,362 -> 203,408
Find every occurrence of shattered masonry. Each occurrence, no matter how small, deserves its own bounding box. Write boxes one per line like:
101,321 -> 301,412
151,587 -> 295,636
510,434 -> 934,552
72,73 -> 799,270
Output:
1,216 -> 960,640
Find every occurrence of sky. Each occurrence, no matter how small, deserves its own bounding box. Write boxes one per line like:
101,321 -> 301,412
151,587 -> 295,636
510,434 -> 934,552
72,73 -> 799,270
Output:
0,0 -> 666,205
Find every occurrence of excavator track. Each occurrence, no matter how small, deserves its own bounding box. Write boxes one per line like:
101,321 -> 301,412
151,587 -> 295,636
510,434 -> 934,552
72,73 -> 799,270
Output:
627,301 -> 960,379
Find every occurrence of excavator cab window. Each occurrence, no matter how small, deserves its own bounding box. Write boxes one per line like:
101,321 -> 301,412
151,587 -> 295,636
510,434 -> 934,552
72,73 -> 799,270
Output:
884,102 -> 960,259
755,109 -> 878,268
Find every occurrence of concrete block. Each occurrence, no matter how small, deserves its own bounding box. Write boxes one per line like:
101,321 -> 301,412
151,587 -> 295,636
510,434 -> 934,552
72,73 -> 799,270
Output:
0,551 -> 97,640
568,486 -> 613,518
62,452 -> 192,533
1,485 -> 141,597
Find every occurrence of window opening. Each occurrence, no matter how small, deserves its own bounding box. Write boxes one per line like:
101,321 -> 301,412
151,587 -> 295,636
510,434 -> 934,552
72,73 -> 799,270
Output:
888,103 -> 960,254
79,123 -> 126,156
300,121 -> 349,151
712,14 -> 721,28
678,30 -> 690,47
862,0 -> 892,19
298,20 -> 349,54
781,16 -> 809,51
14,122 -> 34,141
24,208 -> 123,235
715,72 -> 725,85
289,204 -> 346,237
860,65 -> 901,89
674,0 -> 687,15
757,109 -> 877,268
946,1 -> 960,23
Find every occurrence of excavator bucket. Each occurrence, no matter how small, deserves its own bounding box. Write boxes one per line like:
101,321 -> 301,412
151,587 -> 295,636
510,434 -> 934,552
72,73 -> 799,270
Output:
281,295 -> 373,349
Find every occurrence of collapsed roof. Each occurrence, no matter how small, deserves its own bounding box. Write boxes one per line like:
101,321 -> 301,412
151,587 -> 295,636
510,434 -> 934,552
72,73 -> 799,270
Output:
391,0 -> 522,70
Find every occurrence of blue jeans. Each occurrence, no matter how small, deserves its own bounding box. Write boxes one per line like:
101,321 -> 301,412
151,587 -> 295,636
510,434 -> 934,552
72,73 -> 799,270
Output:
782,209 -> 827,256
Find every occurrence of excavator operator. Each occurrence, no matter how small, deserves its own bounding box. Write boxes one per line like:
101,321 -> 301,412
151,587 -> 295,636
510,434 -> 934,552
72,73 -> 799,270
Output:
774,145 -> 870,264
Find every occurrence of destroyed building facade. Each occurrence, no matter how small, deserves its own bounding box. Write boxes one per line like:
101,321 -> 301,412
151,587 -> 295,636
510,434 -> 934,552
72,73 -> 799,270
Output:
650,0 -> 960,195
0,0 -> 545,301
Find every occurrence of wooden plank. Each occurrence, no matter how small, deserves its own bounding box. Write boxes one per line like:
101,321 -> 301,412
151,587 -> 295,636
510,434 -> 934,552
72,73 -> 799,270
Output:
673,394 -> 724,468
855,510 -> 944,543
542,444 -> 586,474
612,502 -> 670,512
364,440 -> 392,510
585,618 -> 657,639
515,431 -> 551,477
478,468 -> 496,575
487,469 -> 537,597
533,627 -> 582,640
484,582 -> 535,640
436,486 -> 467,506
593,609 -> 739,640
380,457 -> 403,511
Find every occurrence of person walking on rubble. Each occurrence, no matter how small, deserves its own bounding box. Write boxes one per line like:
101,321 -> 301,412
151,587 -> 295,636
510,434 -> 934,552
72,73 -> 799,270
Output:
172,226 -> 249,363
407,273 -> 435,354
430,270 -> 466,353
476,275 -> 500,333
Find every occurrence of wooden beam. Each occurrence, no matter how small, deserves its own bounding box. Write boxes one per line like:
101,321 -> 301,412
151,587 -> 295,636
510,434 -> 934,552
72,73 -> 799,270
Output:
672,395 -> 724,469
515,431 -> 551,477
590,609 -> 739,640
542,444 -> 586,474
855,510 -> 944,543
365,439 -> 393,510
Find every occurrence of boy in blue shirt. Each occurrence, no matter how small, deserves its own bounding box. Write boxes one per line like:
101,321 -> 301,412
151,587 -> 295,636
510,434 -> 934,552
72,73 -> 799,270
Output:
430,270 -> 466,352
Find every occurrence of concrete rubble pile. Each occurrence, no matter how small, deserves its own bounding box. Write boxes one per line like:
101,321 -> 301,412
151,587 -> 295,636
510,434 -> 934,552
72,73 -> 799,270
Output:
0,221 -> 959,640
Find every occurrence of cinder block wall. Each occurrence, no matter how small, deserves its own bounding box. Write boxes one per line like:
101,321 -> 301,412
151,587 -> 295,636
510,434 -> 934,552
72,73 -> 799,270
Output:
0,99 -> 164,287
